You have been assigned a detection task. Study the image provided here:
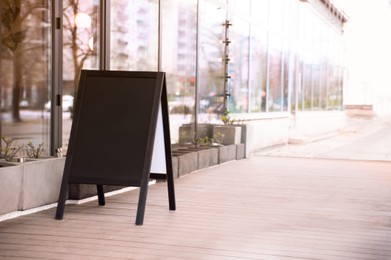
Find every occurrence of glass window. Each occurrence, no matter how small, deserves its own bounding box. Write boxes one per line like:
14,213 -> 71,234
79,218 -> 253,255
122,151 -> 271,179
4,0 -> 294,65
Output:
283,40 -> 293,112
268,34 -> 283,112
249,27 -> 267,112
198,0 -> 226,123
1,0 -> 51,156
249,0 -> 269,113
228,0 -> 250,113
251,0 -> 269,29
161,0 -> 197,144
268,0 -> 284,35
301,8 -> 315,111
62,0 -> 100,151
110,0 -> 158,71
327,30 -> 342,110
312,19 -> 321,110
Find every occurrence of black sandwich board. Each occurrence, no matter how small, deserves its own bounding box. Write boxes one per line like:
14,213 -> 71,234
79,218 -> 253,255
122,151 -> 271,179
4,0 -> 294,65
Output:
55,70 -> 176,225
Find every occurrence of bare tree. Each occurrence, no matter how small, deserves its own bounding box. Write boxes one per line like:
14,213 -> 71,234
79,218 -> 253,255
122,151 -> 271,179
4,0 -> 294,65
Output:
1,0 -> 47,121
63,0 -> 96,97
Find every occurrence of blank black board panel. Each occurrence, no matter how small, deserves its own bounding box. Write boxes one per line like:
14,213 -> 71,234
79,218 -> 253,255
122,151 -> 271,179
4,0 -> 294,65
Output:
67,70 -> 162,187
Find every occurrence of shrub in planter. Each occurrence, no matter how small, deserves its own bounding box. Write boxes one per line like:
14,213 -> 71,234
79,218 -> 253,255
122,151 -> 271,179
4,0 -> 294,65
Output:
213,125 -> 242,145
212,110 -> 242,145
178,123 -> 214,145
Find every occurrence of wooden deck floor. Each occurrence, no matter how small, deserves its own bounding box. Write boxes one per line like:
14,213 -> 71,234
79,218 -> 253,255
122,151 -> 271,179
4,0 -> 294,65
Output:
1,156 -> 391,260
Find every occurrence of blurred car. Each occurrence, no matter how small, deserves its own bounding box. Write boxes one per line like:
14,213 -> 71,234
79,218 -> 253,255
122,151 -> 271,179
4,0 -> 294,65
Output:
45,95 -> 74,112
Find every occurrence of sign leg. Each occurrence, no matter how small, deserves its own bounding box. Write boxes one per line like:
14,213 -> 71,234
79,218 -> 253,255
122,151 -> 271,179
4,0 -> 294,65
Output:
97,185 -> 105,206
161,78 -> 176,211
135,182 -> 149,225
55,181 -> 68,220
166,171 -> 176,210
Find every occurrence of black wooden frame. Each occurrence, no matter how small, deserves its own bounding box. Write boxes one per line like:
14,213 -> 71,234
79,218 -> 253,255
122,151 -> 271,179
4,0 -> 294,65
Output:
55,70 -> 175,225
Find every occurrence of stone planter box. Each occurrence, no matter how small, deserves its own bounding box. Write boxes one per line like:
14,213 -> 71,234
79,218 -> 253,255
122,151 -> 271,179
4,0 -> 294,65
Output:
20,157 -> 66,210
236,143 -> 245,160
0,157 -> 66,215
171,156 -> 179,179
178,124 -> 214,145
178,146 -> 219,170
172,150 -> 198,177
171,144 -> 244,178
0,162 -> 23,215
213,125 -> 242,145
218,144 -> 237,164
197,147 -> 218,169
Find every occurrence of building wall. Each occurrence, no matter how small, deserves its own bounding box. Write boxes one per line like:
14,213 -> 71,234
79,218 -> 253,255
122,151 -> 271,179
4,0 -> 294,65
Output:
340,0 -> 391,116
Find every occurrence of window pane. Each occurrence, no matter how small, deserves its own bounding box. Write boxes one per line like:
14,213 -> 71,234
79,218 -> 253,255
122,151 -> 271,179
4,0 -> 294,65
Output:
62,0 -> 100,151
301,8 -> 314,111
269,0 -> 284,34
228,0 -> 250,113
320,23 -> 328,109
251,0 -> 269,29
161,0 -> 197,144
1,0 -> 51,156
268,34 -> 283,112
249,28 -> 267,112
110,0 -> 158,71
198,0 -> 226,123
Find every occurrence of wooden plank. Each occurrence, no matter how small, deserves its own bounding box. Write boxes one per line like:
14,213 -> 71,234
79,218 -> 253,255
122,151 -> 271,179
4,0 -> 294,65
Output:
1,157 -> 391,259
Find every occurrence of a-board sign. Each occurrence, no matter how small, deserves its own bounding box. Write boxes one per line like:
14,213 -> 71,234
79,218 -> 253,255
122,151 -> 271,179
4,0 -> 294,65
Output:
55,70 -> 176,225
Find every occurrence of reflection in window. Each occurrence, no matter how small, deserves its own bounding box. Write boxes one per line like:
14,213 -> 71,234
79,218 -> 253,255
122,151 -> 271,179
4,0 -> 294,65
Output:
110,0 -> 158,71
268,34 -> 283,112
1,0 -> 51,155
301,8 -> 315,111
62,0 -> 100,150
249,28 -> 267,112
250,0 -> 269,112
269,0 -> 284,34
198,0 -> 226,122
228,1 -> 250,113
283,41 -> 292,112
161,0 -> 197,143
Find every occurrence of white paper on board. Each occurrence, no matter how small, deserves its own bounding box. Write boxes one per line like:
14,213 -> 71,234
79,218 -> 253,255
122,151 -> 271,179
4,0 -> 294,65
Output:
150,103 -> 166,174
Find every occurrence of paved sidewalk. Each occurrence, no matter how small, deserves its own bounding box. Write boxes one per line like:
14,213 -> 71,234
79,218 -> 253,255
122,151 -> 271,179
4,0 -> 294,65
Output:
256,116 -> 391,161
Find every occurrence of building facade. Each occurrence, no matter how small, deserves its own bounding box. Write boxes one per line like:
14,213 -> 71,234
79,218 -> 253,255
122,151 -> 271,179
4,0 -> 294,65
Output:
0,0 -> 347,156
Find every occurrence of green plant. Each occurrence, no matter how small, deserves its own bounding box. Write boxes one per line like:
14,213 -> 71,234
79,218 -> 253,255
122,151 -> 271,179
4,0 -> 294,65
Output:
212,131 -> 224,145
26,141 -> 44,159
0,136 -> 20,162
196,136 -> 212,146
221,110 -> 235,125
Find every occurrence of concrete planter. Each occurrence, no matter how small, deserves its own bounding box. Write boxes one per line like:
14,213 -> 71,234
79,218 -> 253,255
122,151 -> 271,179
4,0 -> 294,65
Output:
197,147 -> 218,169
213,125 -> 242,145
178,124 -> 214,145
0,162 -> 23,215
0,157 -> 66,214
172,150 -> 198,177
171,156 -> 179,179
236,143 -> 245,160
171,144 -> 243,177
19,157 -> 66,210
218,144 -> 237,164
178,146 -> 219,170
